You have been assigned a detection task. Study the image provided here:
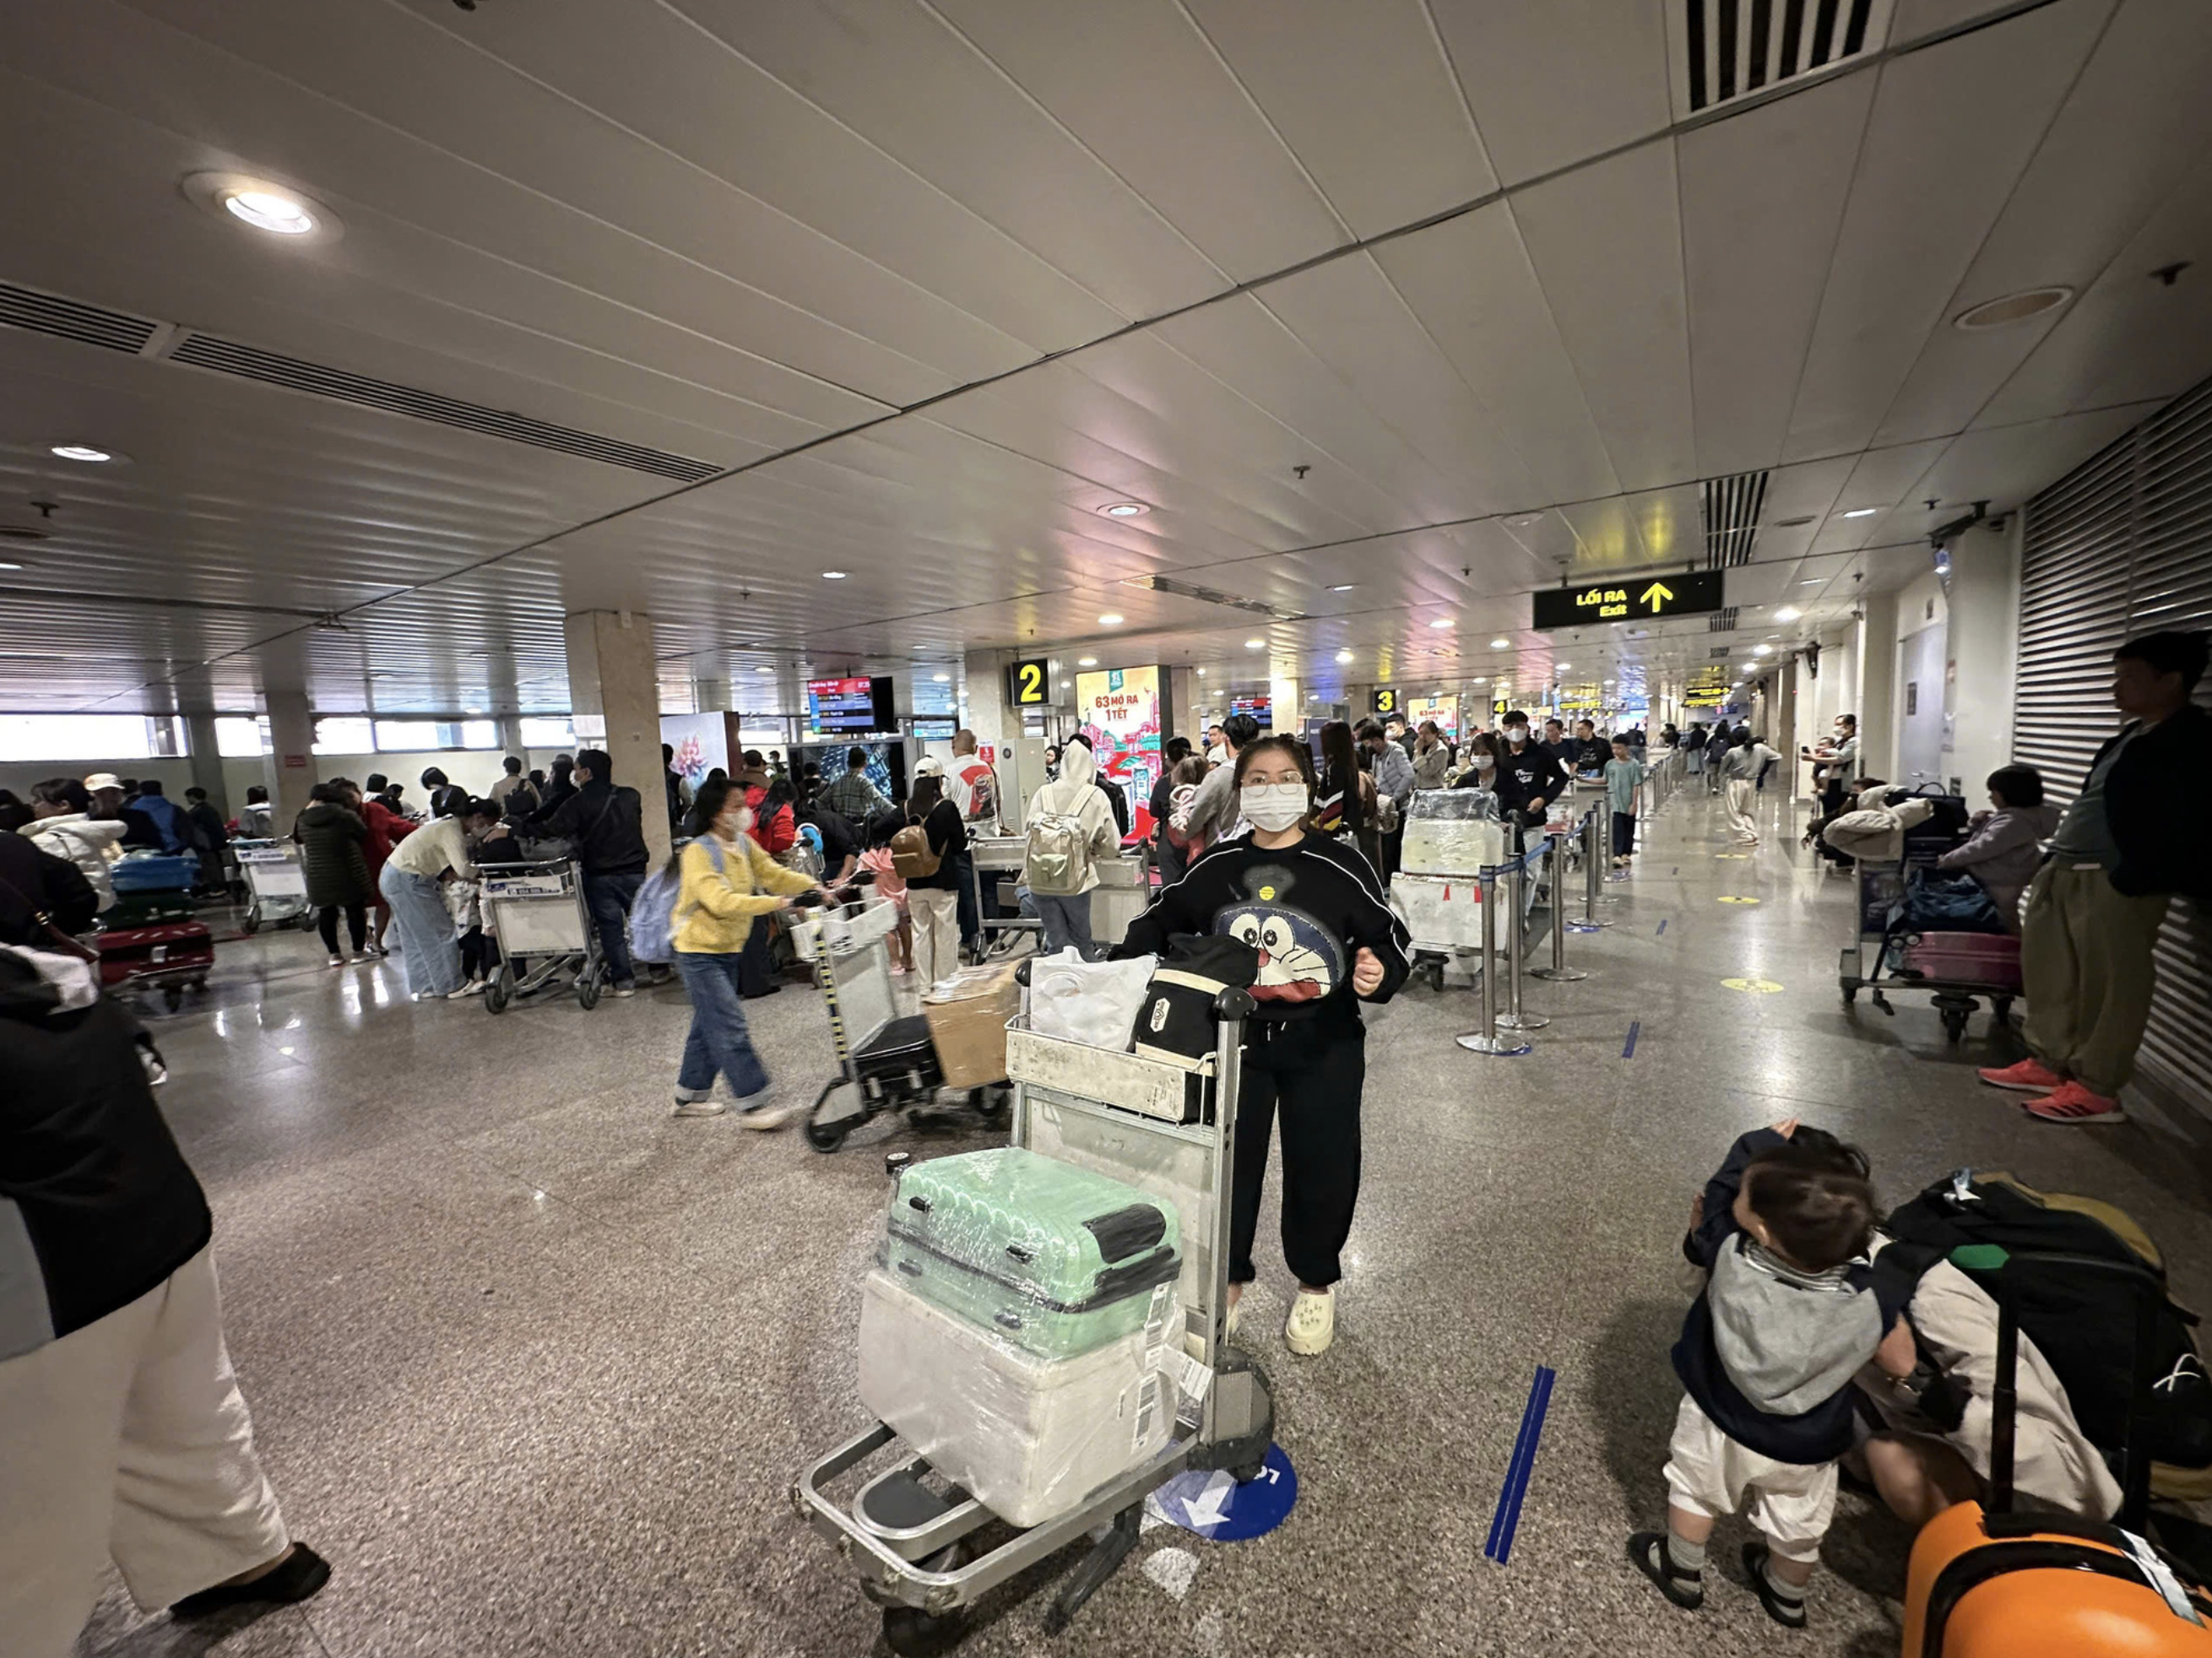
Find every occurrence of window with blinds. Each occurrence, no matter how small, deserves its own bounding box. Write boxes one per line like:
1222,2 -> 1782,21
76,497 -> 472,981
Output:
2014,377 -> 2212,1119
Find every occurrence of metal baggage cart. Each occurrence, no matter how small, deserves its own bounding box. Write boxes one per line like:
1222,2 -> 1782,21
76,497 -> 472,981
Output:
479,859 -> 605,1012
967,834 -> 1038,957
231,839 -> 310,933
1837,853 -> 2017,1041
794,962 -> 1273,1654
789,897 -> 1009,1153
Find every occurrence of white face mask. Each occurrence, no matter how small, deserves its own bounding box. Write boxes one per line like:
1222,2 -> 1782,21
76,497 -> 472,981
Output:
1473,755 -> 1497,772
1504,729 -> 1528,746
1239,782 -> 1309,832
730,806 -> 755,833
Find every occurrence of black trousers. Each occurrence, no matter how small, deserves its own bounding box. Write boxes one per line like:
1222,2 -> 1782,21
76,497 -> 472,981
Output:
738,909 -> 778,996
316,902 -> 366,956
1230,1013 -> 1366,1290
460,926 -> 501,980
1611,811 -> 1636,857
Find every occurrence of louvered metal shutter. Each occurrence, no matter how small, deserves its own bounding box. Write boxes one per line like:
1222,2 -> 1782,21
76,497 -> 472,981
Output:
2014,378 -> 2212,1117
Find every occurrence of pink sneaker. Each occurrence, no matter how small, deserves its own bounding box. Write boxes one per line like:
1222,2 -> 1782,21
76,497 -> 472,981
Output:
1978,1058 -> 2063,1094
2022,1081 -> 2127,1125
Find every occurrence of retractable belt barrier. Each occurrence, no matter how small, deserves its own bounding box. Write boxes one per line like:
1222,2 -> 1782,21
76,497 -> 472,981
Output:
1528,816 -> 1589,984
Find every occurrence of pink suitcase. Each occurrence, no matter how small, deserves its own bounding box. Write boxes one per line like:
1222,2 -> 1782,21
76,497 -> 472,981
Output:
1902,930 -> 2022,989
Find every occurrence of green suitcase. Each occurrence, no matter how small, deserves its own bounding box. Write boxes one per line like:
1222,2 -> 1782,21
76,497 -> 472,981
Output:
883,1147 -> 1180,1363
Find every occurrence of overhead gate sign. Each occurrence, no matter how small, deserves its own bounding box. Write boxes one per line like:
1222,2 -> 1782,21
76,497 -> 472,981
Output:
1532,569 -> 1727,629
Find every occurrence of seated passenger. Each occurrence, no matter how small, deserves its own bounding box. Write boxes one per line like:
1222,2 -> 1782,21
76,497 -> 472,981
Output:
1630,1122 -> 1914,1630
1934,765 -> 2057,930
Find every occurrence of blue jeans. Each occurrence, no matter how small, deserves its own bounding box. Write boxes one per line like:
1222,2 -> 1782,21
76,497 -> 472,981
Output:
1034,891 -> 1093,957
952,848 -> 979,953
675,951 -> 770,1102
380,864 -> 464,998
585,870 -> 645,987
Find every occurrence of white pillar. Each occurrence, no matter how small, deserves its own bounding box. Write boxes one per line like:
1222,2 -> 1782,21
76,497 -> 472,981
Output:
1943,518 -> 2022,799
1269,675 -> 1300,734
182,711 -> 229,819
962,649 -> 1011,753
495,713 -> 527,760
263,691 -> 316,823
1857,593 -> 1899,781
565,610 -> 671,866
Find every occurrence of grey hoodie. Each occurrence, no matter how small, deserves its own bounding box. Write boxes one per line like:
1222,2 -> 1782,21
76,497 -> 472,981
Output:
1937,801 -> 2061,926
1708,1235 -> 1885,1417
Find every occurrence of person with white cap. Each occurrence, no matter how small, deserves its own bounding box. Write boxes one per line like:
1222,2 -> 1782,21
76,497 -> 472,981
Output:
83,773 -> 164,853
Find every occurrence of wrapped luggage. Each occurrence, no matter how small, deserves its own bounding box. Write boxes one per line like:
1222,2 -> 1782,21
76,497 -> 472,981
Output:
1400,790 -> 1506,875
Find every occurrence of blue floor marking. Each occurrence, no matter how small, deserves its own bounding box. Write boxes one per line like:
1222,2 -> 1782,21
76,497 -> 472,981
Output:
1656,918 -> 1667,936
1484,1366 -> 1557,1565
1622,1020 -> 1640,1058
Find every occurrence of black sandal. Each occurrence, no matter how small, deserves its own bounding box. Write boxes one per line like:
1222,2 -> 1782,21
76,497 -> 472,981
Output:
170,1544 -> 331,1618
1627,1531 -> 1705,1610
1743,1541 -> 1808,1628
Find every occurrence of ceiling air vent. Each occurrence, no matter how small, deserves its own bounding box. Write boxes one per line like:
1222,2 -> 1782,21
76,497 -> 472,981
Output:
0,280 -> 159,355
1121,573 -> 1306,623
1700,469 -> 1768,568
167,333 -> 722,483
1709,609 -> 1741,632
1673,0 -> 1895,116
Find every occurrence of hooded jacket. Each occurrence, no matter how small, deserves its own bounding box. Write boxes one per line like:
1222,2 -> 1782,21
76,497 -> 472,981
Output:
1937,801 -> 2062,924
24,813 -> 128,909
1025,741 -> 1120,896
0,946 -> 212,1360
1821,793 -> 1936,864
293,800 -> 374,908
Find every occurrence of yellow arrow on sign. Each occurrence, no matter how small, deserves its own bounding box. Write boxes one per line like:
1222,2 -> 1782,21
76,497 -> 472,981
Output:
1640,581 -> 1675,611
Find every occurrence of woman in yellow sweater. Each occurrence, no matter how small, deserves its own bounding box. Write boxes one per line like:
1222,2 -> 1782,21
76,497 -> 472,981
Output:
670,776 -> 822,1124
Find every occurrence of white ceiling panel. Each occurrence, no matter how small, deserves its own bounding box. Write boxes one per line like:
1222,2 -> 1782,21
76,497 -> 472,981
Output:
929,0 -> 1345,280
1185,0 -> 1496,236
1678,70 -> 1877,477
1429,0 -> 1672,187
1895,399 -> 2168,512
1374,203 -> 1620,505
1873,0 -> 2212,444
1891,0 -> 2042,44
1510,140 -> 1697,491
1781,0 -> 2115,463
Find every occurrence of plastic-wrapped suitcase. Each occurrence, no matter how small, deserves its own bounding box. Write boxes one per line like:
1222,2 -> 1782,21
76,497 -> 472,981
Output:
111,853 -> 201,893
96,921 -> 214,987
1901,1252 -> 2212,1656
857,1268 -> 1177,1527
103,892 -> 200,928
882,1147 -> 1180,1362
1901,932 -> 2023,989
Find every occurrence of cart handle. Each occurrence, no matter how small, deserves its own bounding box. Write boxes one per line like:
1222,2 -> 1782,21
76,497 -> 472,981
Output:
1013,957 -> 1255,1023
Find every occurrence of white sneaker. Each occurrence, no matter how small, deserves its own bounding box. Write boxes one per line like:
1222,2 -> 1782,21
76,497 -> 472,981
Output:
1224,1292 -> 1244,1338
738,1099 -> 803,1131
1284,1288 -> 1336,1356
672,1097 -> 728,1119
327,956 -> 346,969
444,983 -> 478,1000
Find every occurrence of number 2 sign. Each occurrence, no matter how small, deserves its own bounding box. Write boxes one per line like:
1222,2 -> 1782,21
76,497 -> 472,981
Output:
1006,658 -> 1051,706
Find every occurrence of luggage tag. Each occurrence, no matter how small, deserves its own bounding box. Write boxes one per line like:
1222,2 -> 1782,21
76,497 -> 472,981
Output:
1174,1349 -> 1216,1428
1947,1168 -> 1980,1207
2123,1530 -> 2206,1626
1143,1281 -> 1172,1373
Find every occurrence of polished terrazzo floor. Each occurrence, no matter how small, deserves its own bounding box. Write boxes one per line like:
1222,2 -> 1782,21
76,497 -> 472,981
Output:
77,783 -> 2212,1657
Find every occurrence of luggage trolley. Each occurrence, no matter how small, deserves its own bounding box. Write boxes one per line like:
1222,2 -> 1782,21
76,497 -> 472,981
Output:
967,834 -> 1038,959
789,897 -> 1009,1154
794,963 -> 1274,1654
479,859 -> 605,1012
231,839 -> 310,933
1837,854 -> 2018,1041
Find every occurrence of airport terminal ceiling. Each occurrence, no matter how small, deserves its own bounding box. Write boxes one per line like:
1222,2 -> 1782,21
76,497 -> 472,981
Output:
3,0 -> 2211,716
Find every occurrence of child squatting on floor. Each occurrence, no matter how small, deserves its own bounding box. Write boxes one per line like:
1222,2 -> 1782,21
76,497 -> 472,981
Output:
1629,1121 -> 1917,1629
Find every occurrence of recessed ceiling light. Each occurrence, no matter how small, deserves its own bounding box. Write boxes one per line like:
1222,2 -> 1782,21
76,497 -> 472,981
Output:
755,665 -> 774,674
1327,583 -> 1356,593
183,171 -> 341,241
1489,637 -> 1510,650
1753,644 -> 1773,656
1077,657 -> 1098,668
50,444 -> 116,463
821,570 -> 848,579
1772,515 -> 1815,528
1556,663 -> 1571,672
1195,668 -> 1206,676
1470,675 -> 1488,685
1098,501 -> 1148,518
1954,286 -> 2073,330
227,190 -> 316,235
1800,578 -> 1823,586
1244,638 -> 1266,650
931,673 -> 950,683
1841,507 -> 1879,520
0,561 -> 21,572
1098,613 -> 1124,626
1335,649 -> 1354,664
1505,512 -> 1545,528
1429,617 -> 1454,630
1775,606 -> 1802,621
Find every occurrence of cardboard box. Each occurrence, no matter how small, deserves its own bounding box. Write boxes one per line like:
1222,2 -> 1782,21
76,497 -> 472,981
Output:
922,962 -> 1021,1088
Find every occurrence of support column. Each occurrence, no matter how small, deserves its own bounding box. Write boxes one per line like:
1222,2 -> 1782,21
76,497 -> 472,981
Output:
1269,675 -> 1300,734
1856,593 -> 1899,782
961,649 -> 1010,754
182,712 -> 230,820
495,713 -> 526,761
692,676 -> 732,714
1165,668 -> 1198,746
1943,519 -> 2021,797
263,691 -> 316,823
565,610 -> 671,865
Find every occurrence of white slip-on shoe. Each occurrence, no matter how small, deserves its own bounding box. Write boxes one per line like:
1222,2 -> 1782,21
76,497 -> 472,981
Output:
672,1097 -> 728,1118
1284,1288 -> 1336,1356
738,1098 -> 804,1130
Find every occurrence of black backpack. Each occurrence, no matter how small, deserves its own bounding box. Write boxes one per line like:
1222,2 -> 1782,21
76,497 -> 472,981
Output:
1885,1171 -> 2212,1471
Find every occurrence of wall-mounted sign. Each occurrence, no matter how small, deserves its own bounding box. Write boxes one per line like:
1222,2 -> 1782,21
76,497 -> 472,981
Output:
1407,693 -> 1459,738
1371,686 -> 1400,717
1006,658 -> 1051,707
1532,569 -> 1726,629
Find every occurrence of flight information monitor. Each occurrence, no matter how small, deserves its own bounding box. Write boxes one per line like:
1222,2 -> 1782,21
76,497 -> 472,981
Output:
806,675 -> 895,738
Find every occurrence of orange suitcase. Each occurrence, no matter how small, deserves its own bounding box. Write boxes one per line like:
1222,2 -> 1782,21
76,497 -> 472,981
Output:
1901,1251 -> 2212,1655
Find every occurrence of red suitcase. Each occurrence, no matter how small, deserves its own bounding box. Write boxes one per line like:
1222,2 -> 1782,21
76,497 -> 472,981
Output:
1900,931 -> 2022,990
98,920 -> 214,1010
1900,1251 -> 2212,1655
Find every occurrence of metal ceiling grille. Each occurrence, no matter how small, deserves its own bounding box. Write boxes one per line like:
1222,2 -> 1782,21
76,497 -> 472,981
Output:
167,333 -> 721,483
0,279 -> 159,355
1707,608 -> 1741,632
1677,0 -> 1895,116
1700,470 -> 1768,568
2014,374 -> 2212,1120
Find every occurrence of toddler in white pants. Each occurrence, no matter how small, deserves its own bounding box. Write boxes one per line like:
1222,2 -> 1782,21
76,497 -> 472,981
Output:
1630,1122 -> 1916,1628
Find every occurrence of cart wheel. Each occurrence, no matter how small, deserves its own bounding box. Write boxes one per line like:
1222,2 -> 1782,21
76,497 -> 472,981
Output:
240,910 -> 260,936
577,966 -> 602,1011
485,966 -> 513,1014
1425,962 -> 1445,992
1229,1457 -> 1267,1484
1841,983 -> 1857,1008
1942,1006 -> 1969,1043
881,1605 -> 968,1658
1992,997 -> 2014,1027
162,985 -> 183,1011
804,1118 -> 850,1154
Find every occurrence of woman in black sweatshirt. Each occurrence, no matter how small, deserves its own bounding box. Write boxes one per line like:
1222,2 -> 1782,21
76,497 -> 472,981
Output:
1114,734 -> 1411,1357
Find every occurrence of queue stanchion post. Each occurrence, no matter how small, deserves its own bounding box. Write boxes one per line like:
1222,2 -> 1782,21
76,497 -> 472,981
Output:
1528,826 -> 1586,983
1568,810 -> 1609,930
1495,845 -> 1549,1031
1455,863 -> 1529,1058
